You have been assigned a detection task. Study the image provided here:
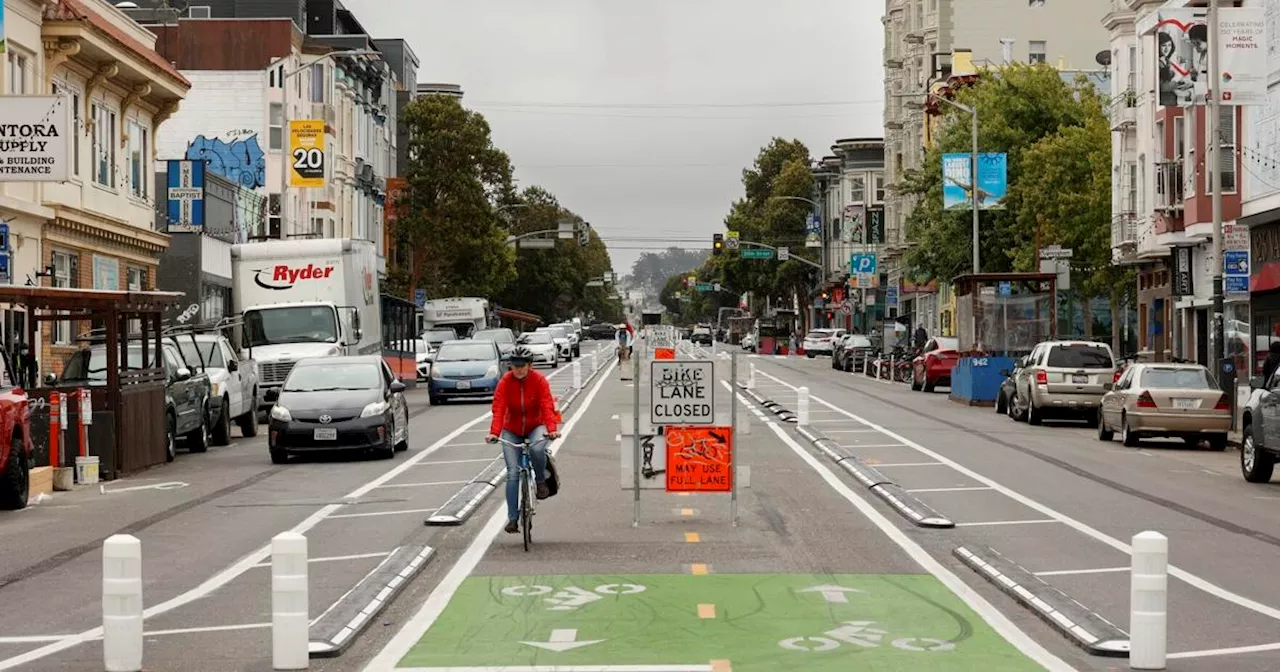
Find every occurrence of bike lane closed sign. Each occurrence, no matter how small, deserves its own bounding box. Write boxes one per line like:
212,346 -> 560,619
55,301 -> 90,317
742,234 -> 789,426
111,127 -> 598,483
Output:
651,360 -> 714,424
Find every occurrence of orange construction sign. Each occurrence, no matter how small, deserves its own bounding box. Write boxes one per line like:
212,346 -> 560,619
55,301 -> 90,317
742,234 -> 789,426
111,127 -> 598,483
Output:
654,347 -> 676,360
665,425 -> 733,492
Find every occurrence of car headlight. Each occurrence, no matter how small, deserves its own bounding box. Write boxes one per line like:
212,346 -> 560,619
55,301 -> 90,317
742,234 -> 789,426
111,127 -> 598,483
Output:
270,405 -> 292,422
361,401 -> 389,418
326,346 -> 342,356
431,367 -> 443,379
211,381 -> 221,397
485,364 -> 499,378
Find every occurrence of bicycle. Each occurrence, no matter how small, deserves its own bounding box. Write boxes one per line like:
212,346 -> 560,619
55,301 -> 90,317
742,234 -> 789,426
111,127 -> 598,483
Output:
493,435 -> 548,551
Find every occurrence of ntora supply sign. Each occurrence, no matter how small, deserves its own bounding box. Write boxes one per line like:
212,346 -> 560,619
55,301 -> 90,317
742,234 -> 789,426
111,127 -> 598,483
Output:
288,119 -> 325,188
0,96 -> 71,182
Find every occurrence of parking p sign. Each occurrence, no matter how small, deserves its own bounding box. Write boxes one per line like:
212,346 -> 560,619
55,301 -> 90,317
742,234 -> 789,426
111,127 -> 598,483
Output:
849,253 -> 878,275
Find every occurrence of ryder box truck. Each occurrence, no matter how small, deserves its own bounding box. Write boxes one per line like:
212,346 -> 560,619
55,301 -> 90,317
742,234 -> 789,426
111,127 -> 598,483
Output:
231,239 -> 381,415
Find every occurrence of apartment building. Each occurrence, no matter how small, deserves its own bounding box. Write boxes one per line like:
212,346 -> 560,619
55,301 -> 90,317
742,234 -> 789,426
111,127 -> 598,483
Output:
813,139 -> 886,334
882,0 -> 1110,336
1,0 -> 190,370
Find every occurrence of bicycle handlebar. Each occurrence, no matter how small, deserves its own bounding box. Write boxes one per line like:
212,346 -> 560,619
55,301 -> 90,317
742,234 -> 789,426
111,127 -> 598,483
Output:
489,436 -> 558,447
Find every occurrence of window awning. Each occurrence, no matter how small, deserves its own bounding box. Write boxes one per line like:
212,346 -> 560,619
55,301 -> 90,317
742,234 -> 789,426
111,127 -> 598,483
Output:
495,307 -> 543,325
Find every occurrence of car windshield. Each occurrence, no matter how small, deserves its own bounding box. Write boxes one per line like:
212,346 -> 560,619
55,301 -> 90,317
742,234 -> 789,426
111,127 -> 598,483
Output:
424,329 -> 457,343
245,306 -> 338,347
177,339 -> 225,369
807,330 -> 834,339
1047,344 -> 1113,369
541,328 -> 567,339
520,332 -> 552,345
473,329 -> 514,344
435,343 -> 497,362
848,336 -> 873,348
934,338 -> 960,351
1141,367 -> 1213,389
411,339 -> 430,354
62,347 -> 156,382
694,328 -> 710,334
283,362 -> 380,392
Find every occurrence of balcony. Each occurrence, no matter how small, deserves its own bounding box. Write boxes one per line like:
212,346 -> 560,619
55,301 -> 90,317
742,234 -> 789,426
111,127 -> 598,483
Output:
1109,98 -> 1137,131
312,102 -> 337,130
886,58 -> 903,69
1112,211 -> 1138,248
1154,160 -> 1184,212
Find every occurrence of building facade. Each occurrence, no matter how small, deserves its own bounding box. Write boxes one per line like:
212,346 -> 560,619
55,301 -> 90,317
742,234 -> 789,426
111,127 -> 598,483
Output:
814,139 -> 887,335
1241,0 -> 1280,374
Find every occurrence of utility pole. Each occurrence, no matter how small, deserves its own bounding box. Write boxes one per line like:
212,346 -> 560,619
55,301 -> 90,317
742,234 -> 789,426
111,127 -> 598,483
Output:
1209,0 -> 1225,384
971,108 -> 980,274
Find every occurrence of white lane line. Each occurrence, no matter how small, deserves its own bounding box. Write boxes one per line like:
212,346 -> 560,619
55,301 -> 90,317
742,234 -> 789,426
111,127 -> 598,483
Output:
0,636 -> 70,644
870,461 -> 944,467
906,486 -> 994,493
0,365 -> 577,672
395,667 -> 714,671
823,429 -> 882,433
840,444 -> 908,450
376,480 -> 471,489
1168,641 -> 1280,659
249,551 -> 392,569
447,442 -> 490,447
143,623 -> 271,637
414,458 -> 495,466
1034,567 -> 1130,577
362,357 -> 618,672
954,519 -> 1061,527
756,368 -> 1280,624
759,403 -> 1075,671
326,507 -> 440,520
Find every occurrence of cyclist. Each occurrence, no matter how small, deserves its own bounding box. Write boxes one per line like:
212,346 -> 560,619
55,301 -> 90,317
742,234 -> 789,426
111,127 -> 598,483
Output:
486,346 -> 560,534
615,321 -> 634,364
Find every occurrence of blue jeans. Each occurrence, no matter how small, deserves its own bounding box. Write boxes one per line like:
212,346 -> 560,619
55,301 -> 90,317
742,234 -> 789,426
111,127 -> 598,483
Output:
501,426 -> 549,522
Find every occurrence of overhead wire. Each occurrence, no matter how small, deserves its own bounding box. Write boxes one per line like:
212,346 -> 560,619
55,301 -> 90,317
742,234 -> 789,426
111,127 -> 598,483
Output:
468,99 -> 880,109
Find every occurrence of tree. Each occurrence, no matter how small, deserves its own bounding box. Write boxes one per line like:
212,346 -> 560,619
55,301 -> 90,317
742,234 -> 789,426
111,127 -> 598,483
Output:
627,248 -> 711,294
901,63 -> 1108,283
396,96 -> 516,299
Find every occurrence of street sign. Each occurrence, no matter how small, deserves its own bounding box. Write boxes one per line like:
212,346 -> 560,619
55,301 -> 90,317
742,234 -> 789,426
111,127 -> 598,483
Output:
741,249 -> 773,260
651,360 -> 715,425
1039,246 -> 1074,259
655,347 -> 676,359
713,282 -> 721,292
665,425 -> 732,492
1224,250 -> 1249,275
166,159 -> 205,232
1225,223 -> 1249,251
805,213 -> 822,248
557,220 -> 576,239
849,253 -> 878,275
726,231 -> 740,250
998,281 -> 1012,297
886,285 -> 899,307
414,288 -> 427,308
288,119 -> 326,188
695,282 -> 713,292
778,246 -> 790,261
1226,275 -> 1250,294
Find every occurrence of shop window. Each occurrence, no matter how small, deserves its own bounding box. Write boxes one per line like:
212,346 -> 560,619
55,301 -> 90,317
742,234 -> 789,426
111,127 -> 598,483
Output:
127,120 -> 149,199
92,103 -> 116,188
52,252 -> 78,344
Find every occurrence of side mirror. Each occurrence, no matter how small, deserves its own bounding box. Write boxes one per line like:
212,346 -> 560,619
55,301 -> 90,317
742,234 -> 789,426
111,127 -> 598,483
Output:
176,367 -> 192,381
44,372 -> 57,385
227,359 -> 239,372
264,388 -> 280,402
389,380 -> 406,394
1251,375 -> 1265,390
353,328 -> 363,342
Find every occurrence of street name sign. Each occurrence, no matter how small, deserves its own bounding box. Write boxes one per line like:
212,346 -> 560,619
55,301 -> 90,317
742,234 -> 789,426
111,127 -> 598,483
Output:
651,360 -> 714,425
741,248 -> 773,260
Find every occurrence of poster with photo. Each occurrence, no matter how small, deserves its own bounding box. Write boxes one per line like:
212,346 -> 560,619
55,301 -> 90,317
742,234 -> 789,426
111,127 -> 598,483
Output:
1156,10 -> 1209,108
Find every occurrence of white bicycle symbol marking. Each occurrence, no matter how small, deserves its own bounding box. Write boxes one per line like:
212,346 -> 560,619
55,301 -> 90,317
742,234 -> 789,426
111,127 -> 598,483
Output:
779,621 -> 955,653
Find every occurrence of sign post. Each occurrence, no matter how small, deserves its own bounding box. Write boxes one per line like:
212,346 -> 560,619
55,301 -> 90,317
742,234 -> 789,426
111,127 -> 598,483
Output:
730,353 -> 738,526
632,336 -> 642,527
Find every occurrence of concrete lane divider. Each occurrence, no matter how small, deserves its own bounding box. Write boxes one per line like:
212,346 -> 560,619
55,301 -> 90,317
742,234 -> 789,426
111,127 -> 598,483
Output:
953,546 -> 1130,658
309,544 -> 435,658
271,532 -> 309,670
103,534 -> 143,672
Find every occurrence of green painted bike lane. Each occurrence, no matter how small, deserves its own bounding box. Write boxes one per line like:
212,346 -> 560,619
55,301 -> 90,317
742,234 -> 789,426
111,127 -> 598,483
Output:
396,573 -> 1043,671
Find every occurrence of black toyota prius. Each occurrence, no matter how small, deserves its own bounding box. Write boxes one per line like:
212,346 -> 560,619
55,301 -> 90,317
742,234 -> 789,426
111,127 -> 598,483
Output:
266,355 -> 409,463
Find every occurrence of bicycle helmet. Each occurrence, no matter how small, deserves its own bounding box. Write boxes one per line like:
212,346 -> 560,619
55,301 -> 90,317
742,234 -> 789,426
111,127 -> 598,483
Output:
509,346 -> 535,365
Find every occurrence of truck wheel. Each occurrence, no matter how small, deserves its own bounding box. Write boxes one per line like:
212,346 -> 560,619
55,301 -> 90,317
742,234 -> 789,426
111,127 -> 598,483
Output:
211,397 -> 232,446
187,406 -> 210,453
0,434 -> 30,510
165,412 -> 177,462
238,399 -> 259,438
1241,424 -> 1275,483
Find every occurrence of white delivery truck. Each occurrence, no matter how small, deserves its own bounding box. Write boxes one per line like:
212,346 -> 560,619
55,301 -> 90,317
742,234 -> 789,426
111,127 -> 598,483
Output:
421,297 -> 490,338
231,238 -> 382,415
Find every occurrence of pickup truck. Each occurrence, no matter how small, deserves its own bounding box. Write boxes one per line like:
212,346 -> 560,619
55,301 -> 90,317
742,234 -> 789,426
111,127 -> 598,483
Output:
175,334 -> 259,445
54,341 -> 213,462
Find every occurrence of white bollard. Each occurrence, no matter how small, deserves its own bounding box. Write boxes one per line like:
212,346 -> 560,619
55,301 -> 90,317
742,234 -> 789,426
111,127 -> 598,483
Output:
747,363 -> 757,390
796,386 -> 810,425
272,532 -> 309,670
1130,531 -> 1168,670
572,360 -> 582,389
888,356 -> 895,381
587,352 -> 596,373
103,534 -> 143,672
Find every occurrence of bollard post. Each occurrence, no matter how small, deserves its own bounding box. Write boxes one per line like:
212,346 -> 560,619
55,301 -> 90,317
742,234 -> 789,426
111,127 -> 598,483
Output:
572,359 -> 582,389
747,363 -> 756,390
888,356 -> 895,382
1130,531 -> 1168,670
103,534 -> 143,672
272,532 -> 309,670
796,386 -> 810,425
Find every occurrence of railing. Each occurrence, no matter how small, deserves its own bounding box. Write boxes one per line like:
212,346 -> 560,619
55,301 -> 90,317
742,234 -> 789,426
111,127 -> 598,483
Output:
1112,211 -> 1138,248
1155,160 -> 1185,211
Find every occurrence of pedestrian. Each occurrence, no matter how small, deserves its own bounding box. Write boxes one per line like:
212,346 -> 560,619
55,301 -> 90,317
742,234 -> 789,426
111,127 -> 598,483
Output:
913,324 -> 928,349
789,333 -> 798,356
1262,341 -> 1280,387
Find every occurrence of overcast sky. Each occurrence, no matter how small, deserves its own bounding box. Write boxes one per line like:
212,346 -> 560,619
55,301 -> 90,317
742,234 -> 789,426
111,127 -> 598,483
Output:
344,0 -> 884,275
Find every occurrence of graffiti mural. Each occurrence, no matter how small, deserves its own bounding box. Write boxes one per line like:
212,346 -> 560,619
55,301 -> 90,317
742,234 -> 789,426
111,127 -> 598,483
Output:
185,132 -> 266,188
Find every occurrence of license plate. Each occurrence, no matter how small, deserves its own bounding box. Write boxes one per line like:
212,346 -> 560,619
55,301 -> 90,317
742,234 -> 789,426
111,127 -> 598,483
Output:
1071,374 -> 1088,384
313,428 -> 337,440
456,381 -> 471,390
1173,398 -> 1198,409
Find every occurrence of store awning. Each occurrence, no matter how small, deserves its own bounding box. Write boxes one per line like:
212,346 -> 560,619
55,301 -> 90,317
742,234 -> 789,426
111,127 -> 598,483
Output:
495,307 -> 544,326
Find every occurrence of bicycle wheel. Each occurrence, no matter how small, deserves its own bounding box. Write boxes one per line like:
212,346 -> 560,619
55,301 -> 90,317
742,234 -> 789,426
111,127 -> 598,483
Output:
520,470 -> 533,552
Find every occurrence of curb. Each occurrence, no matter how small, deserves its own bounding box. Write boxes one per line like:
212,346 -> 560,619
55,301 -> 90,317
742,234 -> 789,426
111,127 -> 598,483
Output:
954,546 -> 1130,657
309,544 -> 436,657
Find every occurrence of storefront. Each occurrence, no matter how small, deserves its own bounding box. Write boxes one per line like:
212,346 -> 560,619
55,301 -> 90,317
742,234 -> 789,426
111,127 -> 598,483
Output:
1248,211 -> 1280,375
1136,259 -> 1174,360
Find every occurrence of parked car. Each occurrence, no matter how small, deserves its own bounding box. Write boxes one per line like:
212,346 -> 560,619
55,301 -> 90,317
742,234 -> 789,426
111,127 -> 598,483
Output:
802,329 -> 846,357
550,322 -> 582,357
1097,362 -> 1229,449
412,338 -> 433,381
690,327 -> 714,345
473,327 -> 517,360
428,339 -> 504,404
995,357 -> 1027,417
1008,340 -> 1116,426
516,331 -> 560,368
423,327 -> 459,350
833,334 -> 874,372
536,326 -> 574,361
586,322 -> 616,340
174,333 -> 259,445
266,355 -> 408,463
0,352 -> 33,510
911,337 -> 961,392
741,332 -> 757,352
1240,372 -> 1280,482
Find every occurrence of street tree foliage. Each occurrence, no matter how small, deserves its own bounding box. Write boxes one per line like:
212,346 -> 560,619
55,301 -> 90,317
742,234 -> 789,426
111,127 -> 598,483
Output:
627,248 -> 711,294
900,64 -> 1111,284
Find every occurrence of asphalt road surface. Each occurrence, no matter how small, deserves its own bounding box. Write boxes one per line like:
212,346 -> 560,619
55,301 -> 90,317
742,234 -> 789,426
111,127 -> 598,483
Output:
6,339 -> 1280,671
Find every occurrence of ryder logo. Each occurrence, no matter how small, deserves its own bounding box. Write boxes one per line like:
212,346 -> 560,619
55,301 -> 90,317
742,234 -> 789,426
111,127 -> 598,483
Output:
254,263 -> 336,290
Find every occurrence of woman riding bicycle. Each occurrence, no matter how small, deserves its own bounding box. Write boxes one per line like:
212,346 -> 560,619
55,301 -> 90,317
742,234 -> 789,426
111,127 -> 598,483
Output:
486,346 -> 560,534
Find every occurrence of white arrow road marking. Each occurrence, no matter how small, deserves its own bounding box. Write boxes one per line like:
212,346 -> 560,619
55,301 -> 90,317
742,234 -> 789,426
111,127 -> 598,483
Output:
544,586 -> 603,610
99,481 -> 189,494
797,584 -> 865,603
520,628 -> 605,652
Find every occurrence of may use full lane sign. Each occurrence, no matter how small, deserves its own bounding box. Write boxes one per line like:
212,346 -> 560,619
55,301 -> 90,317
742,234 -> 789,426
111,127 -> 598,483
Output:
651,360 -> 715,425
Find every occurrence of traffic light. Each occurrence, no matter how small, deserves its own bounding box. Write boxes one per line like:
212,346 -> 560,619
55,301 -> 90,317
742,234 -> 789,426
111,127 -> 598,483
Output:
577,222 -> 591,247
682,276 -> 689,288
821,291 -> 830,301
712,233 -> 724,256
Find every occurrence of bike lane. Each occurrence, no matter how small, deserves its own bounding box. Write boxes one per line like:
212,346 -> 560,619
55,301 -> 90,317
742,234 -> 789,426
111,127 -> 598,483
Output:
365,353 -> 1076,672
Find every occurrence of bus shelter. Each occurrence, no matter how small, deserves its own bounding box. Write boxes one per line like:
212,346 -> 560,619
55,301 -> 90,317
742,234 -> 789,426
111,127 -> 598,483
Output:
950,273 -> 1057,404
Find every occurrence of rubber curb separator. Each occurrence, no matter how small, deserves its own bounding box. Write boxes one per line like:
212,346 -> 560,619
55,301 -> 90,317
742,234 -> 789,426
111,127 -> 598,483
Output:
953,546 -> 1130,657
309,543 -> 436,657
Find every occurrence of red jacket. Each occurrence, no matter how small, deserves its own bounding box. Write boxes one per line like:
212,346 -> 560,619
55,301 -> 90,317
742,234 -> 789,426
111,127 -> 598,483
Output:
490,369 -> 560,437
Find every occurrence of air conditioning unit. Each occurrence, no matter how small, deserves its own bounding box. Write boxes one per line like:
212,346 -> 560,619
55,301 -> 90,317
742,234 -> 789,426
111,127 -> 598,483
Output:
359,164 -> 374,182
188,5 -> 211,18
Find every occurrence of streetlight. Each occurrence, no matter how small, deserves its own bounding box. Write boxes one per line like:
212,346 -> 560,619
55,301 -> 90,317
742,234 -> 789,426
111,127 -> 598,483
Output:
278,48 -> 382,238
770,195 -> 827,325
901,92 -> 980,274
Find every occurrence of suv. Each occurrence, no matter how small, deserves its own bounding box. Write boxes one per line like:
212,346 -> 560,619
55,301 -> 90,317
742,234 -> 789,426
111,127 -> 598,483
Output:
690,327 -> 713,345
802,329 -> 846,357
833,334 -> 874,372
0,351 -> 33,510
1241,372 -> 1280,483
1009,340 -> 1116,426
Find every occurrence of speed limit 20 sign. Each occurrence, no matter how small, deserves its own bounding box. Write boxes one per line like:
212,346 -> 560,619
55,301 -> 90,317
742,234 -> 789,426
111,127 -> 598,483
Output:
288,119 -> 326,188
